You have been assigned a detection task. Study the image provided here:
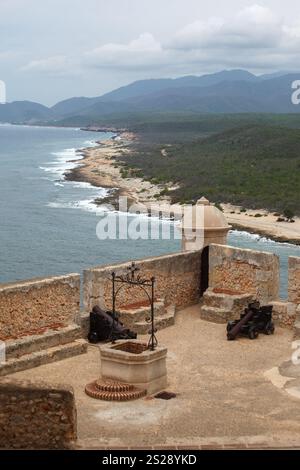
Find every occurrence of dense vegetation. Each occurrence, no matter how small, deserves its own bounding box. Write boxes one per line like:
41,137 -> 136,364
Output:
112,115 -> 300,215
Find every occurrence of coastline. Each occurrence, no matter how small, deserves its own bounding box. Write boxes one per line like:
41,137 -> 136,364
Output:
65,131 -> 173,207
222,204 -> 300,245
66,131 -> 300,246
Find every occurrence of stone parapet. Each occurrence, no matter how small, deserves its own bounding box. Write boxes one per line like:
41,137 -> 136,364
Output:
0,274 -> 80,340
271,301 -> 297,329
209,244 -> 280,304
288,257 -> 300,305
83,251 -> 202,313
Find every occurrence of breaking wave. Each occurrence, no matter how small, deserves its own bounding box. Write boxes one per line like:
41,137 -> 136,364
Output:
40,139 -> 109,214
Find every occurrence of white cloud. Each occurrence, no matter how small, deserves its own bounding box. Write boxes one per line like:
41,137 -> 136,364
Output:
171,5 -> 282,50
85,33 -> 167,69
0,50 -> 20,62
17,4 -> 300,84
21,55 -> 73,74
81,4 -> 300,74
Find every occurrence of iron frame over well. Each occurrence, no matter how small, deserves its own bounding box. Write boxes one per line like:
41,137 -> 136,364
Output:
111,262 -> 157,350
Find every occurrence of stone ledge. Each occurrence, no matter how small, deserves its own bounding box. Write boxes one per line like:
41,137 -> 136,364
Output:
0,273 -> 80,293
0,339 -> 88,376
5,324 -> 82,359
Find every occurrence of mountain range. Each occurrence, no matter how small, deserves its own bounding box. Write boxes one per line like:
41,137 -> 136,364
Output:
1,69 -> 300,124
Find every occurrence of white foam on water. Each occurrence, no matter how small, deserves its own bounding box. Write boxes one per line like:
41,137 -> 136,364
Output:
40,176 -> 54,182
230,229 -> 299,248
70,181 -> 97,190
41,138 -> 112,214
51,148 -> 78,159
47,199 -> 181,226
230,229 -> 275,244
40,147 -> 85,180
83,140 -> 98,147
48,198 -> 109,214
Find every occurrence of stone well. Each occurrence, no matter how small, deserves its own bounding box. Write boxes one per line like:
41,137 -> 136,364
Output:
100,340 -> 168,395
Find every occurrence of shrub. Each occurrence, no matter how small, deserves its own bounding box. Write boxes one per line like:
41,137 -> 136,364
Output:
283,208 -> 295,221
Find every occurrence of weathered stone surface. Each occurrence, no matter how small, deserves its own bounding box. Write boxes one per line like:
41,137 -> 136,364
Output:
118,299 -> 165,326
0,274 -> 80,340
100,340 -> 168,395
137,306 -> 175,333
118,300 -> 175,334
288,257 -> 300,305
271,301 -> 297,329
83,251 -> 202,313
209,244 -> 280,304
201,289 -> 254,323
0,339 -> 87,377
200,305 -> 232,323
5,324 -> 82,359
294,305 -> 300,339
0,378 -> 77,449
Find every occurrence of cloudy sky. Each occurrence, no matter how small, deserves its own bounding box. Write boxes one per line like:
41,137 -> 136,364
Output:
1,0 -> 300,105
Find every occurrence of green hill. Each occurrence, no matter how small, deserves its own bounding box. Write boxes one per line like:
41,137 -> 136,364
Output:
120,124 -> 300,214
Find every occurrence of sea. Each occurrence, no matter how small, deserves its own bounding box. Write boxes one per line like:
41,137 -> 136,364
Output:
0,124 -> 299,298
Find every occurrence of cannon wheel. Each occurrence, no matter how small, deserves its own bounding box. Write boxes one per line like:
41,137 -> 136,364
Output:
264,322 -> 275,335
248,328 -> 259,340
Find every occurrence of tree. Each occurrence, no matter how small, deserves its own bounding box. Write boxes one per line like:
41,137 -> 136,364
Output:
283,208 -> 295,221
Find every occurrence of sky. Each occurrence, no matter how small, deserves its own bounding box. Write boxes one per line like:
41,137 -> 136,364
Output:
1,0 -> 300,105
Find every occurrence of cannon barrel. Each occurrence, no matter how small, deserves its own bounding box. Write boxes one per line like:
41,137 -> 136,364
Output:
227,308 -> 255,340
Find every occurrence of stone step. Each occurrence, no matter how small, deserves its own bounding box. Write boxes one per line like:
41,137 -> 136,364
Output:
135,306 -> 176,335
4,324 -> 82,359
202,289 -> 253,311
0,339 -> 88,376
202,290 -> 229,309
118,300 -> 166,329
200,306 -> 231,324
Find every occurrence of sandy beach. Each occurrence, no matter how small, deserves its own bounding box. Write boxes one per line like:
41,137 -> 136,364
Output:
67,132 -> 300,245
222,204 -> 300,245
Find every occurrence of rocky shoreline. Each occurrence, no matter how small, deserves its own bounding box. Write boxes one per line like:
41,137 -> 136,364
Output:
65,131 -> 173,208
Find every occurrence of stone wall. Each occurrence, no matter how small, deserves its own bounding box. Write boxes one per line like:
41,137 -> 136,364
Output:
0,378 -> 77,449
0,275 -> 80,340
83,251 -> 202,312
209,244 -> 280,303
271,301 -> 297,329
288,257 -> 300,305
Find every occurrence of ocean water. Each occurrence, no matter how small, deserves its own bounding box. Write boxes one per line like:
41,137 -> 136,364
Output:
0,124 -> 299,299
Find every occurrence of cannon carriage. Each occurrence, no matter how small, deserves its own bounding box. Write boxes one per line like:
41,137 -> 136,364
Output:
227,301 -> 275,341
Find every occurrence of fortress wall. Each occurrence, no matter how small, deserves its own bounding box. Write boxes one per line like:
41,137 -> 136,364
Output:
0,378 -> 76,449
288,257 -> 300,305
0,274 -> 80,340
83,250 -> 203,312
209,244 -> 280,304
0,246 -> 293,341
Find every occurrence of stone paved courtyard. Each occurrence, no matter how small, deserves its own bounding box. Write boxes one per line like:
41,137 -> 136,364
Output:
9,306 -> 300,449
